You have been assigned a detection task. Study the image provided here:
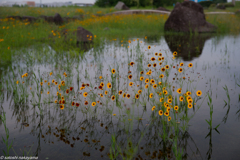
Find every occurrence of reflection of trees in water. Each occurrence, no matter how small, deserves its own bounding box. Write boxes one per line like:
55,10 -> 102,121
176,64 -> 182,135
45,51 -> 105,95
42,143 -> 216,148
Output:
164,33 -> 213,61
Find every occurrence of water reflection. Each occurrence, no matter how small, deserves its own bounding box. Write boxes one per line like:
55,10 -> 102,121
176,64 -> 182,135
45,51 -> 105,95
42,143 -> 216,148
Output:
164,33 -> 213,61
0,34 -> 240,159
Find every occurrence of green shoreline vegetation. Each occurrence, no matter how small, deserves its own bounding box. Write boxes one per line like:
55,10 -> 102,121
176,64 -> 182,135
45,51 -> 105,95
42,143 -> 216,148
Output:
0,3 -> 240,56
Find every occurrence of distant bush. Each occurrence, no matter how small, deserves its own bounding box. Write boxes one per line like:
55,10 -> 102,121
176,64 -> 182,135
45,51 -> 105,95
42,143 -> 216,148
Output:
199,1 -> 214,8
12,4 -> 20,7
212,0 -> 227,3
209,4 -> 216,8
222,2 -> 234,7
95,0 -> 151,8
153,0 -> 179,8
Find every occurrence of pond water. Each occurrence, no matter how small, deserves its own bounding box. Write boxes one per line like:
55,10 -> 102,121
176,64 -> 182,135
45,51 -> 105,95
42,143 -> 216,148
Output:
0,33 -> 240,160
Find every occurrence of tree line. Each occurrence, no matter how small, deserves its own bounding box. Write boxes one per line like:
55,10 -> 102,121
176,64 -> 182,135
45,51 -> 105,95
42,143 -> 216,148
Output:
95,0 -> 228,8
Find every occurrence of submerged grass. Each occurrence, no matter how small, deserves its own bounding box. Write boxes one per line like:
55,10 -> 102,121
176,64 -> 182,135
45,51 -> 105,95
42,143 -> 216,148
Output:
0,110 -> 13,157
0,38 -> 207,159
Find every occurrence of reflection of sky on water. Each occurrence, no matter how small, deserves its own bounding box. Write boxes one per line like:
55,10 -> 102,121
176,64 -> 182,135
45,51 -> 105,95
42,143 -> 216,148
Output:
0,34 -> 240,159
186,35 -> 240,160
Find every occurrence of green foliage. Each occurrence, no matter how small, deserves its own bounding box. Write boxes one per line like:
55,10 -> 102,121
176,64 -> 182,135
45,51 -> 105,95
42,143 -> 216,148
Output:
221,2 -> 235,7
152,0 -> 180,8
0,111 -> 13,157
139,0 -> 151,7
212,0 -> 227,3
95,0 -> 118,7
95,0 -> 151,8
209,3 -> 217,8
199,1 -> 214,8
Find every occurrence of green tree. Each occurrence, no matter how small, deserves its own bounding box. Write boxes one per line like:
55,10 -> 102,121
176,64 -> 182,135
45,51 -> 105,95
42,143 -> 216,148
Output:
95,0 -> 152,8
212,0 -> 227,3
153,0 -> 181,8
95,0 -> 118,7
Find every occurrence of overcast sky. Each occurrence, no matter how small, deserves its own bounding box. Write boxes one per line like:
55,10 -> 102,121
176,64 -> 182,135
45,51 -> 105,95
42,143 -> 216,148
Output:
0,0 -> 96,4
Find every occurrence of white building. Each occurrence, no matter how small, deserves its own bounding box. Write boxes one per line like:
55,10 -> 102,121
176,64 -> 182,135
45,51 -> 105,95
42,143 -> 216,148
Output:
0,1 -> 73,7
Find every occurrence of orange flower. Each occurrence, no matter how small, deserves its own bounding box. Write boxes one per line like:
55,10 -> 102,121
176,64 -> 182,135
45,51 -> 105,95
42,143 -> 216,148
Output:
128,74 -> 132,79
76,103 -> 80,107
188,63 -> 193,68
66,89 -> 69,94
60,105 -> 64,110
151,57 -> 155,61
135,94 -> 139,99
119,90 -> 123,95
111,95 -> 115,101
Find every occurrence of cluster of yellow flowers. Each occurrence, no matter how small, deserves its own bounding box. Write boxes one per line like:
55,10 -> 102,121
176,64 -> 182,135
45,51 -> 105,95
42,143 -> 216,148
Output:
15,40 -> 202,121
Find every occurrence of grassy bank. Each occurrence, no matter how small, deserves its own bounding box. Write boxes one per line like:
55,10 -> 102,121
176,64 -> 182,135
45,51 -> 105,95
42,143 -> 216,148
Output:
0,6 -> 240,63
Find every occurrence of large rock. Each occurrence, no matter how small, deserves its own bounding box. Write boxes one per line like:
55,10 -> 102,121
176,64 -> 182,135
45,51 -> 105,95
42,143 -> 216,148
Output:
181,1 -> 203,13
164,1 -> 217,33
115,1 -> 129,10
76,27 -> 94,45
53,13 -> 63,25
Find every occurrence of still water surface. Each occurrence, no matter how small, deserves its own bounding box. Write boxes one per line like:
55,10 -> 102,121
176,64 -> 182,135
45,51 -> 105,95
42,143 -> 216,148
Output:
0,34 -> 240,160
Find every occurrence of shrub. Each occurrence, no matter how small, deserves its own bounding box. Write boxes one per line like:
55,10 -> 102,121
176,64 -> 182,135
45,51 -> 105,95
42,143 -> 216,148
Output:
199,1 -> 214,8
209,4 -> 216,8
212,0 -> 227,3
223,2 -> 234,7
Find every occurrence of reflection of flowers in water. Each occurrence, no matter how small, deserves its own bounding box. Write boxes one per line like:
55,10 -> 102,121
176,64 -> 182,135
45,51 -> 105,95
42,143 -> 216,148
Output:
5,37 -> 210,160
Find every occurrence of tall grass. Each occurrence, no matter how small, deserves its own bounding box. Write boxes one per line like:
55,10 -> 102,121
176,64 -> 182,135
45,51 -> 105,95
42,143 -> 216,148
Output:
0,110 -> 13,157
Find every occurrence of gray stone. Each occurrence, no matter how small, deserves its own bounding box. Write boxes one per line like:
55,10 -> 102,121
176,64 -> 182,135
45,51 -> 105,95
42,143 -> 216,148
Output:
182,1 -> 203,13
53,13 -> 63,25
76,27 -> 94,44
164,1 -> 217,33
114,1 -> 129,10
